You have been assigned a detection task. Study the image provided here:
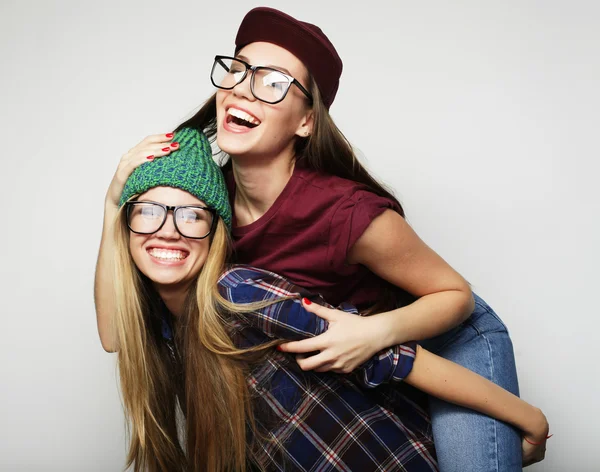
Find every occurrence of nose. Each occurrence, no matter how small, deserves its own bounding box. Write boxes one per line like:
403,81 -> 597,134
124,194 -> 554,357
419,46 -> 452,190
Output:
155,212 -> 180,240
231,70 -> 256,102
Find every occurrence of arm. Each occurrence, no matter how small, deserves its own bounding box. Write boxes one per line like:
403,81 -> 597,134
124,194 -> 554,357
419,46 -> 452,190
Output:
281,208 -> 474,372
94,204 -> 119,352
94,133 -> 177,352
406,344 -> 550,446
246,293 -> 548,442
231,272 -> 549,466
222,267 -> 417,385
280,300 -> 548,464
348,209 -> 474,345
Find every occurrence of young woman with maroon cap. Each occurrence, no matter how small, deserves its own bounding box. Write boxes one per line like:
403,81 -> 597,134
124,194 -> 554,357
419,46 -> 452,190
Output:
94,6 -> 550,471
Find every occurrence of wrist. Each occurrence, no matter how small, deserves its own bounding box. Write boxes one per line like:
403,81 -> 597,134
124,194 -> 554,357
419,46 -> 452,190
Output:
523,407 -> 549,441
104,198 -> 119,214
102,201 -> 119,234
371,310 -> 407,348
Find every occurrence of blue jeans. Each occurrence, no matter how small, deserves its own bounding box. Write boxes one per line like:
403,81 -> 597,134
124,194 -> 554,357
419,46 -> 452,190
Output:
420,293 -> 522,472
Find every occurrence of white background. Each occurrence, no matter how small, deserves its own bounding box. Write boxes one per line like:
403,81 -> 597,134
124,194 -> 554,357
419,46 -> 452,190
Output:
1,1 -> 598,470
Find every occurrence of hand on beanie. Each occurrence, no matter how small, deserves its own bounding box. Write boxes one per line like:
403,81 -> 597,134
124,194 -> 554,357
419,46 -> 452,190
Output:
105,133 -> 176,209
118,128 -> 231,228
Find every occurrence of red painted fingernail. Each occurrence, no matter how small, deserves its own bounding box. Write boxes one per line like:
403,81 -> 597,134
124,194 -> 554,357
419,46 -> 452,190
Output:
162,147 -> 170,152
146,155 -> 154,160
303,298 -> 312,305
170,142 -> 179,147
165,133 -> 174,138
276,345 -> 283,351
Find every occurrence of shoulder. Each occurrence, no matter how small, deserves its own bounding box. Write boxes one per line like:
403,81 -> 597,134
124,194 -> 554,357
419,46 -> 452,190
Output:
294,165 -> 370,199
297,166 -> 401,209
293,167 -> 399,221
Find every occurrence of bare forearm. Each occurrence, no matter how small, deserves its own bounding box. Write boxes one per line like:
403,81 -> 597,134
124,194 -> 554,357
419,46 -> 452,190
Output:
406,345 -> 548,439
376,290 -> 474,345
94,204 -> 118,352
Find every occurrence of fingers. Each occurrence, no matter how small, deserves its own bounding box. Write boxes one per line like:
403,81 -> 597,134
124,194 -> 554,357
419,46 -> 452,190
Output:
521,439 -> 547,468
106,133 -> 179,207
278,335 -> 325,354
296,353 -> 354,373
138,132 -> 176,148
277,299 -> 342,354
126,135 -> 179,160
296,352 -> 331,371
279,341 -> 356,373
301,298 -> 338,321
120,139 -> 180,170
144,141 -> 180,161
117,143 -> 172,176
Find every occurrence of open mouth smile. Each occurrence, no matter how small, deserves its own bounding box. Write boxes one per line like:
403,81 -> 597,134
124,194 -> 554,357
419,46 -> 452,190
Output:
147,248 -> 189,262
225,107 -> 261,130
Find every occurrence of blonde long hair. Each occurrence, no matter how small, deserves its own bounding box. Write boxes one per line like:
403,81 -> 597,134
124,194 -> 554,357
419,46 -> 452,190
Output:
112,204 -> 275,471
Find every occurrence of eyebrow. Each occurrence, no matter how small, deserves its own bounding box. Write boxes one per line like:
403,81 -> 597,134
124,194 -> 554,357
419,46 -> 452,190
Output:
235,55 -> 292,75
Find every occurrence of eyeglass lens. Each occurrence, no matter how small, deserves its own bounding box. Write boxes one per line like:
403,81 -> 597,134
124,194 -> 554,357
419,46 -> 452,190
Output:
127,203 -> 214,239
211,57 -> 292,103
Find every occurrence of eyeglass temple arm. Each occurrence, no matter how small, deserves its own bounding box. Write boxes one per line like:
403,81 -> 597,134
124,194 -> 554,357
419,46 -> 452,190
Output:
293,79 -> 313,102
216,56 -> 231,72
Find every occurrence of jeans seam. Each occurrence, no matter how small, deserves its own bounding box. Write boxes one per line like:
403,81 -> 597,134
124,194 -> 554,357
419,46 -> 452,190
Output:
474,301 -> 510,332
469,321 -> 482,336
482,331 -> 500,472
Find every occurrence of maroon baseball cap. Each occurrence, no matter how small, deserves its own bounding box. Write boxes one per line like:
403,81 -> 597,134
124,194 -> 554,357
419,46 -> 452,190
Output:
235,7 -> 343,109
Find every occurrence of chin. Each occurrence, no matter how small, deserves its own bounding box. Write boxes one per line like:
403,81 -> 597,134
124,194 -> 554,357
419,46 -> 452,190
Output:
217,129 -> 259,157
151,274 -> 190,289
139,264 -> 188,286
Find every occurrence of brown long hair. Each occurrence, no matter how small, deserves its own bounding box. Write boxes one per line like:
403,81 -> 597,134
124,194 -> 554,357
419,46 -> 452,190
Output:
112,205 -> 277,471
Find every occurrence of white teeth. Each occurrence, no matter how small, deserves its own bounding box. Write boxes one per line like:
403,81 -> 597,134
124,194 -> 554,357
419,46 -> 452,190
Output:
228,108 -> 261,125
148,248 -> 187,261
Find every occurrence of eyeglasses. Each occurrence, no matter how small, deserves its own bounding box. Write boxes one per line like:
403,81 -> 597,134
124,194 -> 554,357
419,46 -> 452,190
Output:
211,55 -> 313,105
125,201 -> 217,240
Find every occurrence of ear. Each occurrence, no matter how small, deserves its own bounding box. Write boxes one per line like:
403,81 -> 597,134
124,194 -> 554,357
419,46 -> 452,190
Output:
294,109 -> 314,138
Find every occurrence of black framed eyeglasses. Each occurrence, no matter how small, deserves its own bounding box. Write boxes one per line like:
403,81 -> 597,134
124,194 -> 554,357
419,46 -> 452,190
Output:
211,55 -> 313,105
125,201 -> 217,240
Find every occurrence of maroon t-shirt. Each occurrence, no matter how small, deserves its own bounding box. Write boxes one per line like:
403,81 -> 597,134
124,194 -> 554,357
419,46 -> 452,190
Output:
228,164 -> 401,310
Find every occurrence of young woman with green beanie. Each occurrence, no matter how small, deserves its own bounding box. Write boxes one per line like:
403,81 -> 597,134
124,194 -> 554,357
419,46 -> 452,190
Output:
101,127 -> 548,472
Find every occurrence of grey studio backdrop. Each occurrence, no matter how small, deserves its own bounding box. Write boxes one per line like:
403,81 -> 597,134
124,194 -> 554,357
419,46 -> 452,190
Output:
1,1 -> 598,471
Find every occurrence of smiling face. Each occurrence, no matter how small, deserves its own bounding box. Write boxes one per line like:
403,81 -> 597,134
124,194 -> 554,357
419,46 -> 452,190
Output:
216,42 -> 313,161
128,186 -> 212,292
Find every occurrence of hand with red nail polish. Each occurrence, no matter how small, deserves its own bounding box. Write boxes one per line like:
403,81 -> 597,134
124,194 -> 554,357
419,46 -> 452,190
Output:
105,132 -> 181,209
278,300 -> 386,374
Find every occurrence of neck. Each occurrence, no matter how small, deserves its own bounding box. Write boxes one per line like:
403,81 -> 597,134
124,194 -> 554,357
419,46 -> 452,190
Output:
232,153 -> 295,226
155,282 -> 191,317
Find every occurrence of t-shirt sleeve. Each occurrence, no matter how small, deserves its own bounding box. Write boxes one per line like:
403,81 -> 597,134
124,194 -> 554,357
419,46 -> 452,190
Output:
327,189 -> 398,271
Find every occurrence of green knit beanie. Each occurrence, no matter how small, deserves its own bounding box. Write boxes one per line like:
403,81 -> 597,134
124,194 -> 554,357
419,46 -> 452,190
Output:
119,128 -> 231,229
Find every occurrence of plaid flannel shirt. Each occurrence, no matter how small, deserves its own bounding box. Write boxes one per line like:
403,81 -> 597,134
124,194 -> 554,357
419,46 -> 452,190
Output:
163,265 -> 437,471
220,265 -> 436,471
